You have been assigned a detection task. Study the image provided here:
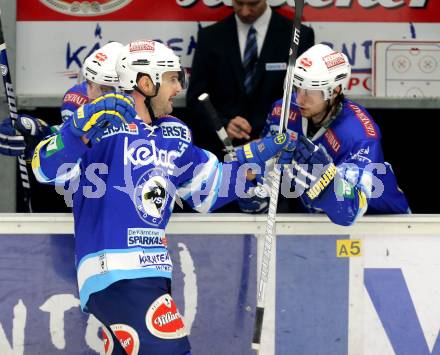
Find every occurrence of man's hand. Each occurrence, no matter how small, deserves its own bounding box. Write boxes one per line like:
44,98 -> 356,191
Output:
70,93 -> 136,143
226,116 -> 252,140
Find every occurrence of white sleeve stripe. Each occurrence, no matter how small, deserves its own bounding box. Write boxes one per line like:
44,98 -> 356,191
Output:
34,162 -> 81,185
193,163 -> 222,213
54,163 -> 81,184
359,171 -> 373,198
61,109 -> 74,122
33,168 -> 50,184
0,133 -> 24,142
0,143 -> 24,150
177,150 -> 218,199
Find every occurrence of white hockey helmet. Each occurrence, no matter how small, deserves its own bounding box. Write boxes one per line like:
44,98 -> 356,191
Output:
82,41 -> 124,87
116,40 -> 184,92
293,44 -> 351,101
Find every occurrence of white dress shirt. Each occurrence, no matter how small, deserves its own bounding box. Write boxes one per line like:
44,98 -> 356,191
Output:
235,6 -> 272,62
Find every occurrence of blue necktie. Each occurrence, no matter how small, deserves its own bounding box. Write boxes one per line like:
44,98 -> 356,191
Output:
243,26 -> 258,95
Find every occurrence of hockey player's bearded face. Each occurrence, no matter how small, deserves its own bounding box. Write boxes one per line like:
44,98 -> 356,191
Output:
295,88 -> 328,125
151,71 -> 183,117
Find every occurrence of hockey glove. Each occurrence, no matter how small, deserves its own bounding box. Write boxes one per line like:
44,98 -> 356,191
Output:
15,114 -> 54,160
238,182 -> 270,214
0,115 -> 53,159
0,117 -> 26,157
238,193 -> 269,214
235,133 -> 295,174
70,93 -> 136,143
288,136 -> 337,200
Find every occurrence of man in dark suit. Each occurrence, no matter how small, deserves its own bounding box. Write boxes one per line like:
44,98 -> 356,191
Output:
186,0 -> 314,159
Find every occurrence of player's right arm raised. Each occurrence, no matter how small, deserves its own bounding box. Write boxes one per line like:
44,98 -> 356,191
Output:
32,93 -> 136,184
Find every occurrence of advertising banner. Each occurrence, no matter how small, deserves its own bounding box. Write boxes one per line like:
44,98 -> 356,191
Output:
276,233 -> 440,355
2,229 -> 440,354
15,0 -> 440,98
0,234 -> 257,354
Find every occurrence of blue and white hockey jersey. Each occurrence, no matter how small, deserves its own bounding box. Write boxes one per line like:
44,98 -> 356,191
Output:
32,115 -> 252,310
262,94 -> 410,226
60,81 -> 90,122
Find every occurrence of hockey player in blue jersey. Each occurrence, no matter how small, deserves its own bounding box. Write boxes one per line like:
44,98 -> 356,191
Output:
60,41 -> 124,122
240,43 -> 409,226
0,41 -> 123,159
32,40 -> 295,354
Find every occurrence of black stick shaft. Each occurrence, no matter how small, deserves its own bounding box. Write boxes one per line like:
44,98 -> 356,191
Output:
198,93 -> 235,154
0,9 -> 33,212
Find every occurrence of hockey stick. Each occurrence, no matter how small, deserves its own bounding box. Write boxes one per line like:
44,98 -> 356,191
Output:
0,9 -> 32,212
198,92 -> 254,333
251,0 -> 304,351
198,93 -> 235,155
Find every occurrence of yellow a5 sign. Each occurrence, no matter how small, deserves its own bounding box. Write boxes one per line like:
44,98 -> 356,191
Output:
336,239 -> 362,258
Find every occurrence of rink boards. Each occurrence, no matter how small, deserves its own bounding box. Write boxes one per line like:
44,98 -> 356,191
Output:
0,214 -> 439,355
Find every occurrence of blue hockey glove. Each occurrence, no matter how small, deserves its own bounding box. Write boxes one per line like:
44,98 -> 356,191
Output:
238,183 -> 270,214
293,136 -> 332,165
70,92 -> 136,142
15,114 -> 54,160
288,136 -> 337,200
0,117 -> 26,157
0,115 -> 53,159
235,133 -> 295,173
238,194 -> 269,214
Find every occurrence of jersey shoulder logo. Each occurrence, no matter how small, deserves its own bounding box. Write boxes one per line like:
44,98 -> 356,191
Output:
102,122 -> 139,138
350,146 -> 372,163
324,128 -> 341,153
348,103 -> 378,138
271,104 -> 298,122
63,92 -> 89,107
159,121 -> 191,143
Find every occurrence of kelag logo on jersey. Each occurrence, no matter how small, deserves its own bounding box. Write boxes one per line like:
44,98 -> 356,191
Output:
40,0 -> 132,16
124,137 -> 182,175
134,169 -> 169,226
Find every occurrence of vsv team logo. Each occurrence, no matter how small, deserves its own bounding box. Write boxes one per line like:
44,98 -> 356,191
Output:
134,169 -> 169,226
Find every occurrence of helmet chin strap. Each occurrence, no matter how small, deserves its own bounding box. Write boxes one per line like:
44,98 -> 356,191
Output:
134,83 -> 160,120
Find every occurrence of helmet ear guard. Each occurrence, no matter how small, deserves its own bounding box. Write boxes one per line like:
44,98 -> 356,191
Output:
293,44 -> 351,101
